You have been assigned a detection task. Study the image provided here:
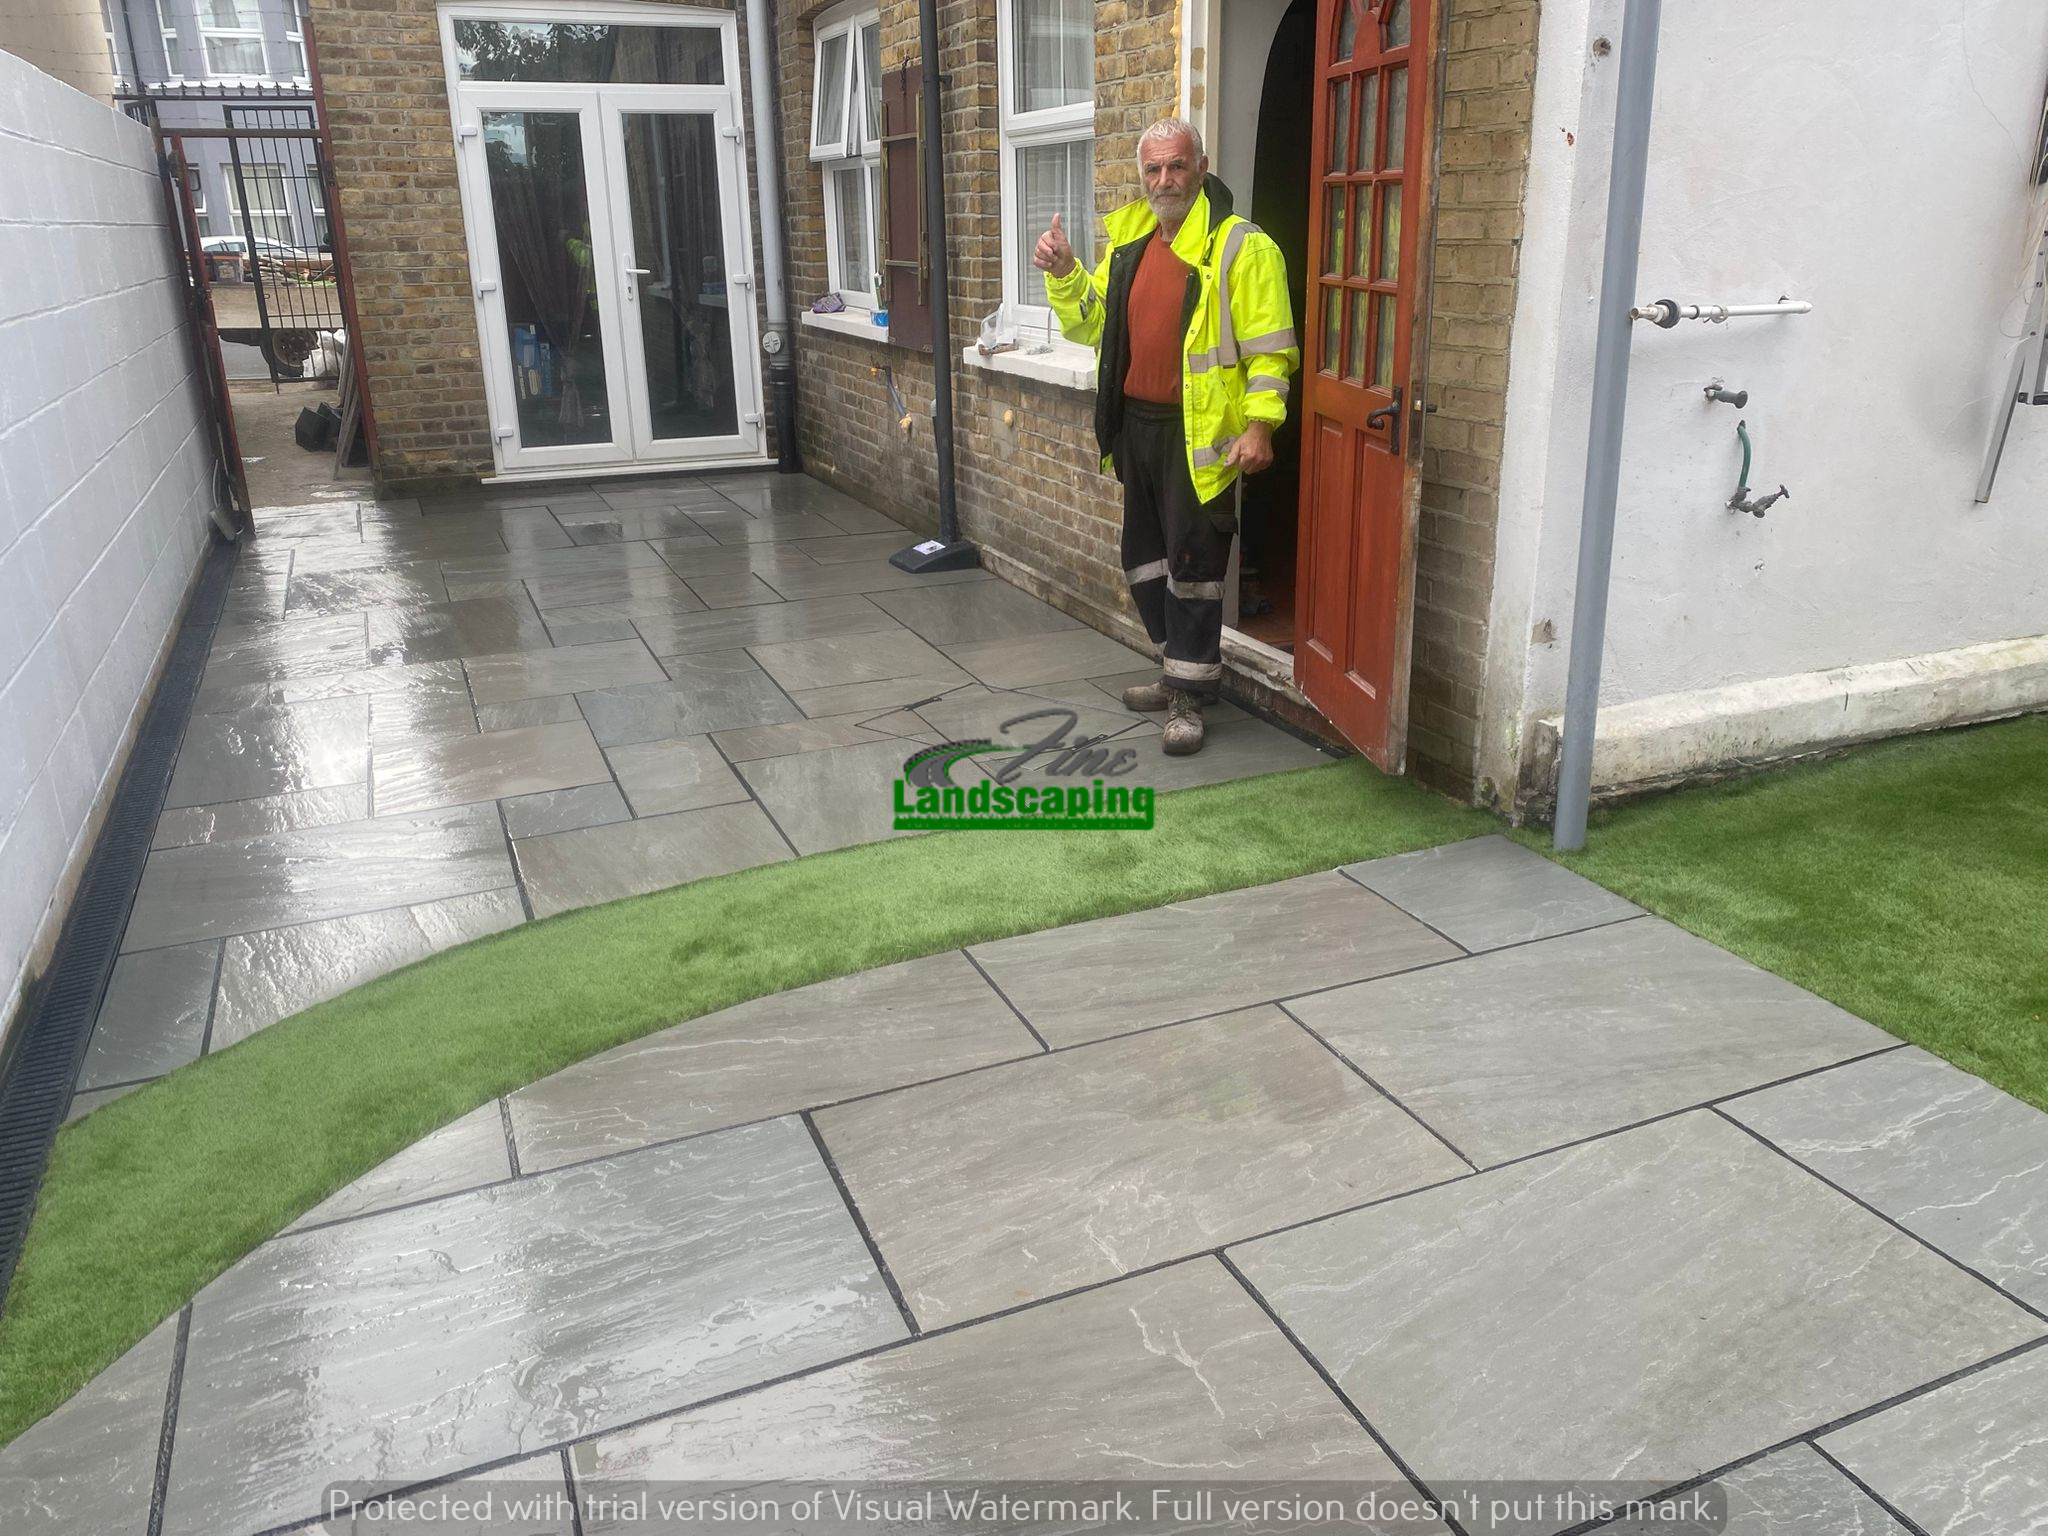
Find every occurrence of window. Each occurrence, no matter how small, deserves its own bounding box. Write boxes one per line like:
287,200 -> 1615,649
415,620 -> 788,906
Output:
998,0 -> 1093,335
199,0 -> 266,76
186,165 -> 206,215
225,164 -> 292,245
156,0 -> 182,80
810,5 -> 881,309
101,0 -> 121,80
284,28 -> 307,78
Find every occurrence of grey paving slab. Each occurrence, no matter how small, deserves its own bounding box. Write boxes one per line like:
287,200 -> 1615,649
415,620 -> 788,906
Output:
597,482 -> 737,513
538,598 -> 712,637
160,1118 -> 909,1536
557,510 -> 714,545
515,802 -> 792,919
439,542 -> 672,582
1342,836 -> 1644,951
756,555 -> 992,600
521,565 -> 704,613
361,516 -> 552,560
152,784 -> 372,848
942,627 -> 1151,689
710,708 -> 937,762
211,888 -> 528,1049
477,693 -> 585,732
694,509 -> 850,544
371,719 -> 611,817
867,578 -> 1084,645
1725,1047 -> 2048,1312
576,1261 -> 1424,1515
784,670 -> 980,719
749,627 -> 961,693
735,736 -> 924,855
818,1007 -> 1469,1330
218,569 -> 291,624
915,688 -> 1159,751
1291,918 -> 1895,1167
284,561 -> 451,616
543,616 -> 640,647
366,686 -> 480,750
165,694 -> 369,809
125,804 -> 516,951
286,1103 -> 513,1233
464,638 -> 665,706
1599,1446 -> 1905,1536
1232,1112 -> 2042,1531
0,1315 -> 177,1535
501,781 -> 633,840
699,472 -> 876,521
813,502 -> 906,535
602,735 -> 749,816
509,951 -> 1039,1172
64,1080 -> 145,1123
80,940 -> 219,1088
969,871 -> 1459,1049
577,652 -> 800,746
364,596 -> 555,666
318,1457 -> 576,1535
195,658 -> 470,715
787,531 -> 921,564
1016,715 -> 1330,792
635,593 -> 898,657
646,539 -> 819,578
682,571 -> 785,607
1822,1344 -> 2048,1536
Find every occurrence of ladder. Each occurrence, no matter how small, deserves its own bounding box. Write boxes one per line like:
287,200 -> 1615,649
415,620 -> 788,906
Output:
1978,227 -> 2048,501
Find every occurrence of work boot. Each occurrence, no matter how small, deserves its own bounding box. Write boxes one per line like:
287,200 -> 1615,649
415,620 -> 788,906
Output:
1121,678 -> 1173,712
1162,690 -> 1205,755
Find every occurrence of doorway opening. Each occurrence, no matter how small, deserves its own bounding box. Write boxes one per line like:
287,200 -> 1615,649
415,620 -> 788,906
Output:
1214,0 -> 1315,653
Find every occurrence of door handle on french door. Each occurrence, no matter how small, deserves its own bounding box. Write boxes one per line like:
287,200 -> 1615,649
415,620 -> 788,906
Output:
1365,384 -> 1404,456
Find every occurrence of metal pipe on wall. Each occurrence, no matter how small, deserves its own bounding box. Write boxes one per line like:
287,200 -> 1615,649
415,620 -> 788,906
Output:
743,0 -> 800,471
918,0 -> 961,545
1554,0 -> 1664,852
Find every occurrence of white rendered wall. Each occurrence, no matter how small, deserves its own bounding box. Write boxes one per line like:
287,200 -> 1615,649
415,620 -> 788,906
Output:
0,52 -> 214,1038
1481,0 -> 2048,804
1211,0 -> 1291,209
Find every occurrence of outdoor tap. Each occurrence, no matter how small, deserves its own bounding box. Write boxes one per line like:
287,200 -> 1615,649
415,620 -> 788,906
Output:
1730,484 -> 1789,518
1704,383 -> 1747,408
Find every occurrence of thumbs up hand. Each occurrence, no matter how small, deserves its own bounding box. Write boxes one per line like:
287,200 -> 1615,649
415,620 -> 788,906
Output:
1033,212 -> 1076,278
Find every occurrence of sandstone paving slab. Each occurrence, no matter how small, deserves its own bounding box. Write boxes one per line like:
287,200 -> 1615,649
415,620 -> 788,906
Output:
80,939 -> 219,1087
646,539 -> 818,579
365,596 -> 556,666
968,872 -> 1458,1049
867,578 -> 1083,646
1597,1446 -> 1903,1536
556,509 -> 714,545
711,708 -> 937,763
684,571 -> 787,607
165,694 -> 368,808
598,483 -> 737,513
756,557 -> 990,601
749,628 -> 960,693
318,1457 -> 576,1535
1725,1047 -> 2048,1312
700,472 -> 873,518
575,1259 -> 1438,1533
151,784 -> 371,848
371,719 -> 611,817
786,531 -> 921,564
514,802 -> 792,919
1231,1112 -> 2044,1535
440,542 -> 673,583
0,1315 -> 177,1535
194,658 -> 470,716
578,651 -> 801,745
544,615 -> 640,647
477,694 -> 585,733
125,803 -> 516,951
817,1006 -> 1470,1330
1821,1344 -> 2048,1536
465,638 -> 665,706
204,610 -> 370,687
603,735 -> 749,816
1289,918 -> 1896,1167
914,687 -> 1156,751
286,1103 -> 513,1233
693,510 -> 851,544
210,888 -> 528,1049
521,565 -> 704,614
539,596 -> 712,636
735,736 -> 929,855
941,627 -> 1151,690
501,782 -> 633,840
509,951 -> 1039,1173
160,1117 -> 908,1536
634,592 -> 896,657
1341,836 -> 1644,952
283,561 -> 452,615
784,669 -> 979,719
811,501 -> 905,535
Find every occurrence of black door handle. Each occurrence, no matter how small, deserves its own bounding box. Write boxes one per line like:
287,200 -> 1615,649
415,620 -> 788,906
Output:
1365,384 -> 1403,456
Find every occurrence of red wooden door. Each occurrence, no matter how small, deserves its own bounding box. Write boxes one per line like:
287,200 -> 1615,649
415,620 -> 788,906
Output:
1293,0 -> 1437,771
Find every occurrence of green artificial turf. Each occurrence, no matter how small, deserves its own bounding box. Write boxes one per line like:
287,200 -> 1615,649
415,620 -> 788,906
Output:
0,758 -> 1485,1445
1526,714 -> 2048,1113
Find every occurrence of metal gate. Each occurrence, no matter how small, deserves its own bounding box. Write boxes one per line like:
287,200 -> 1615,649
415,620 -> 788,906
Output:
217,101 -> 344,381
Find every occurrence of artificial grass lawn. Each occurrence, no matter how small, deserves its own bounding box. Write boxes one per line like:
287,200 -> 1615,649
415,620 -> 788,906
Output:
0,758 -> 1485,1445
1526,713 -> 2048,1113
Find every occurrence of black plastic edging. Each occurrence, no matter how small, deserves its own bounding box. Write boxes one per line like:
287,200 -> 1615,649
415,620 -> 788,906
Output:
0,532 -> 238,1311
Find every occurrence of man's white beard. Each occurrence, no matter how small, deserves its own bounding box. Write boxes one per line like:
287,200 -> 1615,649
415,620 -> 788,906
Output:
1148,189 -> 1194,224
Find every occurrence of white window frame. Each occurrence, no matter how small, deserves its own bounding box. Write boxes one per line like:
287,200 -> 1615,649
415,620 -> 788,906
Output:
187,165 -> 206,215
284,27 -> 308,79
198,0 -> 268,78
810,3 -> 881,311
224,162 -> 293,247
997,0 -> 1095,339
156,0 -> 183,80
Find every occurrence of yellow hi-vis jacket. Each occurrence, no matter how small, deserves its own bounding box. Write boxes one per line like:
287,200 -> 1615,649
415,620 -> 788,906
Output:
1043,177 -> 1300,503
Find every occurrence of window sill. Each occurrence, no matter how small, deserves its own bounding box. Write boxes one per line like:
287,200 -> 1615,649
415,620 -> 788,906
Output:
800,308 -> 891,343
958,340 -> 1096,393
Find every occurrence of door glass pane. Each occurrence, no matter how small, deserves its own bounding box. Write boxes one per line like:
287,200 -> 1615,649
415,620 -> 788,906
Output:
481,111 -> 612,448
455,21 -> 723,83
859,20 -> 882,147
1321,285 -> 1342,373
1327,77 -> 1350,173
1013,0 -> 1092,111
1354,71 -> 1379,179
1385,67 -> 1407,168
813,32 -> 849,150
1016,140 -> 1093,291
1350,186 -> 1372,277
1377,183 -> 1402,280
1323,187 -> 1344,275
1384,0 -> 1411,49
1334,1 -> 1356,61
1373,291 -> 1397,388
622,113 -> 738,442
1346,288 -> 1370,381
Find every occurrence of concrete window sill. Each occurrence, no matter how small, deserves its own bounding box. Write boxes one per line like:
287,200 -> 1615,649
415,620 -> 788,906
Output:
800,308 -> 892,344
959,340 -> 1097,393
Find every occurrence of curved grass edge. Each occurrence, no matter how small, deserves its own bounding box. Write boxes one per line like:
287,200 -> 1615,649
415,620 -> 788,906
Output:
0,758 -> 1487,1445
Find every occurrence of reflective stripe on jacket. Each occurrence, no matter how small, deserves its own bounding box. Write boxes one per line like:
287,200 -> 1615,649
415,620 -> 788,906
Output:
1043,176 -> 1300,503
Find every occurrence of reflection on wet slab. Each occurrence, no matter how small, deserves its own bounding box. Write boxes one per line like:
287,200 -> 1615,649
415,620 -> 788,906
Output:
204,611 -> 370,686
371,719 -> 611,818
286,1103 -> 513,1233
152,783 -> 372,849
165,695 -> 369,809
364,595 -> 556,666
80,940 -> 220,1087
464,638 -> 666,706
515,802 -> 792,918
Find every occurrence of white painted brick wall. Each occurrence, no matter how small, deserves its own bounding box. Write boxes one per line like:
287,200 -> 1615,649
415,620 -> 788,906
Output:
0,51 -> 214,1043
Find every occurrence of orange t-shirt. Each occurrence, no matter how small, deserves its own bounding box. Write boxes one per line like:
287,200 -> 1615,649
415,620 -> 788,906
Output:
1122,230 -> 1189,405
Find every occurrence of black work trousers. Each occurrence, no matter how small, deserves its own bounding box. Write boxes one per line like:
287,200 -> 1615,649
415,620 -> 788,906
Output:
1117,399 -> 1234,699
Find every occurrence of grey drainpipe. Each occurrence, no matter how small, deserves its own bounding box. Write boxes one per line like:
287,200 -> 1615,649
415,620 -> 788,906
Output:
743,0 -> 800,471
1553,0 -> 1663,851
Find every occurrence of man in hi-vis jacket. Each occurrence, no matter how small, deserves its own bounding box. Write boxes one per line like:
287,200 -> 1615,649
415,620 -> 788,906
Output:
1036,116 -> 1298,755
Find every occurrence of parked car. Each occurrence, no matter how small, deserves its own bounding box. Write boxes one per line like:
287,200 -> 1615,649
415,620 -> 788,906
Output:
199,235 -> 332,283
